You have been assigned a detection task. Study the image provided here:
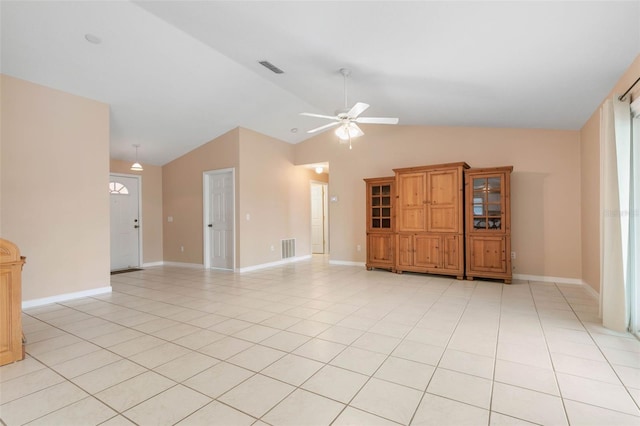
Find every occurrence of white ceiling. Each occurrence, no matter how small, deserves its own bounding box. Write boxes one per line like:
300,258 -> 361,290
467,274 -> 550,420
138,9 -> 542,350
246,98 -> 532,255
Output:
2,1 -> 639,166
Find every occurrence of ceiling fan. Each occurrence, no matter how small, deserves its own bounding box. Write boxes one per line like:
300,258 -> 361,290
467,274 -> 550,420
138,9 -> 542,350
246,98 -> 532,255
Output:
300,68 -> 399,149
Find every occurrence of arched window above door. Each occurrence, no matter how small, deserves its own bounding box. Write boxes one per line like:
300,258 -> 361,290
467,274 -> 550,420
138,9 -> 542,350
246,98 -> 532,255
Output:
109,182 -> 129,195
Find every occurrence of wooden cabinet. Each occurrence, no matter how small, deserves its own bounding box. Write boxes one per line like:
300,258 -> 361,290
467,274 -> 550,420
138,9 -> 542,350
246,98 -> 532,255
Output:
465,167 -> 513,283
1,238 -> 25,366
394,162 -> 468,278
397,233 -> 461,273
364,177 -> 395,271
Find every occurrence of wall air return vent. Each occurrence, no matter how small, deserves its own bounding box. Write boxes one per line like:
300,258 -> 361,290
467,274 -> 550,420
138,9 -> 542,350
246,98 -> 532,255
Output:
281,238 -> 296,259
259,60 -> 284,74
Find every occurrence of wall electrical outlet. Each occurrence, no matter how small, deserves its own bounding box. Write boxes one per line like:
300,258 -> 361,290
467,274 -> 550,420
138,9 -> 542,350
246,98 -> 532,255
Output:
181,246 -> 184,252
356,244 -> 361,252
511,251 -> 516,259
270,245 -> 274,252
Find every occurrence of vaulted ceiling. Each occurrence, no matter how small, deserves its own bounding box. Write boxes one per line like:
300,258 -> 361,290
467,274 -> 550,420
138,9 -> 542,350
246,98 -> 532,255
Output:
2,1 -> 639,165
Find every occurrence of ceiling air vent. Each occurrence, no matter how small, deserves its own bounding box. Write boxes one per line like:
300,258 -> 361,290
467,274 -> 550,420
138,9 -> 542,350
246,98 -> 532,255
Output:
258,60 -> 284,74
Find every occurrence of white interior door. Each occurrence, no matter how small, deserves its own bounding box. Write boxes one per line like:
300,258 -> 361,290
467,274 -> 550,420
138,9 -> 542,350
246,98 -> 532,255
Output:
205,170 -> 234,270
311,182 -> 328,254
110,174 -> 140,270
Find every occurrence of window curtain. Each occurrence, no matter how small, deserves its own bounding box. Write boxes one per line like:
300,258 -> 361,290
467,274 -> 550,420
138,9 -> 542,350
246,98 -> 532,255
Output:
600,96 -> 635,333
630,98 -> 640,337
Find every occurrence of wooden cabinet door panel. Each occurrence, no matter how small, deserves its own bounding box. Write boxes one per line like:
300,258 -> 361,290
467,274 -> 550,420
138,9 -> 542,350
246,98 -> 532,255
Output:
429,206 -> 457,232
398,173 -> 426,231
442,235 -> 460,271
0,270 -> 17,365
368,234 -> 393,264
414,235 -> 441,268
427,170 -> 459,233
399,209 -> 424,232
396,234 -> 413,267
469,236 -> 506,273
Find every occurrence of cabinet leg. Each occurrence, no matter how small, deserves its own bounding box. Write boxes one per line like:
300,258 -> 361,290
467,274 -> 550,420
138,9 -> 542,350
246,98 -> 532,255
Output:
467,276 -> 474,281
366,267 -> 373,271
504,279 -> 512,284
456,276 -> 464,280
396,270 -> 403,274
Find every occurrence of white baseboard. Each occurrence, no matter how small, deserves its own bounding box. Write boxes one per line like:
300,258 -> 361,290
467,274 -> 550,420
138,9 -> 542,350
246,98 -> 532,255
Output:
513,274 -> 585,285
329,260 -> 366,267
513,273 -> 600,300
23,286 -> 112,309
238,255 -> 312,273
142,261 -> 164,267
580,283 -> 600,300
161,262 -> 204,269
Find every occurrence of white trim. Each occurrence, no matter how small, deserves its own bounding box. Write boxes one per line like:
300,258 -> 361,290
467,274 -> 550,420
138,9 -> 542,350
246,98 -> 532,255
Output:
162,262 -> 204,269
238,255 -> 311,273
505,274 -> 601,300
599,104 -> 605,314
23,286 -> 112,309
203,168 -> 236,271
109,173 -> 143,269
631,96 -> 640,119
513,273 -> 584,285
329,260 -> 366,267
579,283 -> 601,300
142,261 -> 164,267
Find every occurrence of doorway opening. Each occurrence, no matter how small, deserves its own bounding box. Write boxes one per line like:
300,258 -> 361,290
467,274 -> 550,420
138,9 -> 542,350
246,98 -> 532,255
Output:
203,168 -> 235,270
311,181 -> 329,254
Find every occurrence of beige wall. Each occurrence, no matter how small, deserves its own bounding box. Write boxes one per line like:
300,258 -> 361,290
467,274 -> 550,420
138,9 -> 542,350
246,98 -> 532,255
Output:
0,74 -> 110,301
579,54 -> 640,293
161,127 -> 324,268
110,159 -> 163,265
162,128 -> 240,265
295,125 -> 582,279
238,128 -> 315,268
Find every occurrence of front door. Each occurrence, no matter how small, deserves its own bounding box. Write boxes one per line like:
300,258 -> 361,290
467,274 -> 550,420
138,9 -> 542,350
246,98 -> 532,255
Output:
205,170 -> 234,270
110,174 -> 140,270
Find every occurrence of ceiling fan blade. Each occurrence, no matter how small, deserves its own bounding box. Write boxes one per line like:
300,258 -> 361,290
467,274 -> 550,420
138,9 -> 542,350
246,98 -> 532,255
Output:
300,112 -> 339,120
355,117 -> 399,124
307,121 -> 340,134
347,102 -> 370,118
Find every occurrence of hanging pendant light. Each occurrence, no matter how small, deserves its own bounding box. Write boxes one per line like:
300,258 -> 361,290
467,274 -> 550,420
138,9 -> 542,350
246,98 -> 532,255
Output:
130,144 -> 143,171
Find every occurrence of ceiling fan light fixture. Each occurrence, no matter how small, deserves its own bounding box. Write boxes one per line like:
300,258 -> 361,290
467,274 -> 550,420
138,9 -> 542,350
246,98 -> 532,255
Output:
315,166 -> 324,174
335,124 -> 363,141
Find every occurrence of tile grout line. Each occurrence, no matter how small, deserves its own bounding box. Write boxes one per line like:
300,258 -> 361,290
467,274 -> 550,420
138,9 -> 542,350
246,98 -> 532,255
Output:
552,281 -> 640,415
8,263 -> 638,425
486,279 -> 505,425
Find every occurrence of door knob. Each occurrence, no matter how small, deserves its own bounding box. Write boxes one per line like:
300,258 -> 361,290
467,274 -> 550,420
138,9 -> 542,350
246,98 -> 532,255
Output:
134,225 -> 139,229
208,224 -> 213,228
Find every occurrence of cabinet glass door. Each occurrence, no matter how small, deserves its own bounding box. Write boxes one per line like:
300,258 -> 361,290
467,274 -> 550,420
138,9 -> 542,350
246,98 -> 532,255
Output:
472,176 -> 502,230
371,184 -> 392,229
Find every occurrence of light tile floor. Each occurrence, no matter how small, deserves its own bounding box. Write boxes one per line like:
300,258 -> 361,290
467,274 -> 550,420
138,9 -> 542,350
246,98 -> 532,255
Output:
2,257 -> 640,425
